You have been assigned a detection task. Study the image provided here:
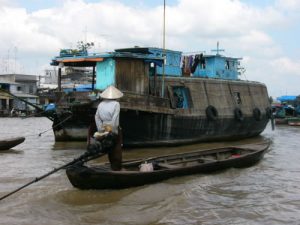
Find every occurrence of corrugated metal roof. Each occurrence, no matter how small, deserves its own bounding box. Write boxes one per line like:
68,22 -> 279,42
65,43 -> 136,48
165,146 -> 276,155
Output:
0,81 -> 19,84
0,74 -> 38,82
15,74 -> 38,81
12,92 -> 38,98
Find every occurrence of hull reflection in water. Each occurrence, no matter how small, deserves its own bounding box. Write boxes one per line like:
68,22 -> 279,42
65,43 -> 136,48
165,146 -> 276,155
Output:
66,142 -> 270,189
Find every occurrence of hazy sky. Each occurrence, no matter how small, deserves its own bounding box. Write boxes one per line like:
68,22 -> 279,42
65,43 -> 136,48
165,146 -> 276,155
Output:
0,0 -> 299,97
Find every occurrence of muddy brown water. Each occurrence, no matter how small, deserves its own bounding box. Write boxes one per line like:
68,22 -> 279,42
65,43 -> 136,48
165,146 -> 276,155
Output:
0,117 -> 299,225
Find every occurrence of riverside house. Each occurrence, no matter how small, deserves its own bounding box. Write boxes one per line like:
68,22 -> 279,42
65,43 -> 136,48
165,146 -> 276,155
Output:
0,74 -> 38,116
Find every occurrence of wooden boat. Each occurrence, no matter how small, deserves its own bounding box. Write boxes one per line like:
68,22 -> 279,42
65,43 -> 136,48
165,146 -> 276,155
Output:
66,142 -> 270,190
287,117 -> 300,126
275,118 -> 288,125
0,137 -> 25,150
49,46 -> 271,147
288,122 -> 300,126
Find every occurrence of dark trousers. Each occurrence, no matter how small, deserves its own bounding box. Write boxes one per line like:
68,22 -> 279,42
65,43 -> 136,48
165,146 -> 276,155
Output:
108,128 -> 122,171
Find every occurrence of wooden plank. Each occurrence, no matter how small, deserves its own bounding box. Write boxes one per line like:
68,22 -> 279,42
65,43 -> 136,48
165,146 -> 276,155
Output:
157,163 -> 180,169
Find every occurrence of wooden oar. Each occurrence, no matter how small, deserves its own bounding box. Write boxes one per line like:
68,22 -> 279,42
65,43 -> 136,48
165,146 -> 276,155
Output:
0,151 -> 106,201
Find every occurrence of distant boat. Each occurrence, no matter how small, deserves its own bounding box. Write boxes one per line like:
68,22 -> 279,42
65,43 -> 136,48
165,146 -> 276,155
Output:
0,137 -> 25,151
275,118 -> 288,125
275,117 -> 300,126
287,117 -> 300,126
66,142 -> 270,190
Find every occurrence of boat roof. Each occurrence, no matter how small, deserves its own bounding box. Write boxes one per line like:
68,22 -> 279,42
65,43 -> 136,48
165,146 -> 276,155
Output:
115,47 -> 182,54
116,47 -> 241,60
202,54 -> 242,60
51,51 -> 164,67
51,46 -> 241,67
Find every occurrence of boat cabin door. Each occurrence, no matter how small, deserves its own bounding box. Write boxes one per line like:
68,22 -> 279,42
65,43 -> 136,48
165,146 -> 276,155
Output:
95,58 -> 116,90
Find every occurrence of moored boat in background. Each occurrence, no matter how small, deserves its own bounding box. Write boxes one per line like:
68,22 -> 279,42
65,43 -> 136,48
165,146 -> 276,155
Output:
272,97 -> 300,126
275,118 -> 288,125
287,117 -> 300,126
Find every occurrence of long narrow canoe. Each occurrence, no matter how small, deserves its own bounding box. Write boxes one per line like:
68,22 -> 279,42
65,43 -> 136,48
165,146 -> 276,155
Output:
0,137 -> 25,151
287,117 -> 300,126
66,142 -> 270,190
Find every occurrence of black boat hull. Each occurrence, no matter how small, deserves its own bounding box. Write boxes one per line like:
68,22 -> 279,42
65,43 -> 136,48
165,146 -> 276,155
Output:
0,137 -> 25,150
54,110 -> 269,147
66,142 -> 269,189
120,111 -> 269,147
53,76 -> 271,147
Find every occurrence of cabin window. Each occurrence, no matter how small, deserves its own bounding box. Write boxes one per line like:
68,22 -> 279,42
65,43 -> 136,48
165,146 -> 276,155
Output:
169,86 -> 193,109
200,58 -> 206,69
233,92 -> 242,104
149,62 -> 155,77
226,60 -> 230,70
17,86 -> 22,91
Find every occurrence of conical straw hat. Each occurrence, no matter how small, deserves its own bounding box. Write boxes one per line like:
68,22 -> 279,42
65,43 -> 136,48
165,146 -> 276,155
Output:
100,85 -> 123,99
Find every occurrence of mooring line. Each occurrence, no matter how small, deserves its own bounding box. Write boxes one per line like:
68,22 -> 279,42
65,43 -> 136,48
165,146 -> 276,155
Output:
25,115 -> 73,138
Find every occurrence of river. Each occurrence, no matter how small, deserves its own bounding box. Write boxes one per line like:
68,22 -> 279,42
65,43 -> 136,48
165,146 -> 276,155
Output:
0,117 -> 299,225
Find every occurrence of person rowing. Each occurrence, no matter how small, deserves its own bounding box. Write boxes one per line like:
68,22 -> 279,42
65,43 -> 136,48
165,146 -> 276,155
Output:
93,85 -> 124,171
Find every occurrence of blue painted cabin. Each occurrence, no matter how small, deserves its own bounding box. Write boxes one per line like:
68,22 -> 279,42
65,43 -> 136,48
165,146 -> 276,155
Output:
192,55 -> 240,79
115,47 -> 241,80
51,46 -> 242,94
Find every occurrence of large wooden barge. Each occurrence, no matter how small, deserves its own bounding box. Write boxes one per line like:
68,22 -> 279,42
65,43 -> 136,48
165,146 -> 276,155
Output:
50,47 -> 271,147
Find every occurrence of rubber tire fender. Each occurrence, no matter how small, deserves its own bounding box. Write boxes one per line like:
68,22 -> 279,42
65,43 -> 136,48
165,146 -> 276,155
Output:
206,105 -> 218,121
253,107 -> 262,121
234,108 -> 244,121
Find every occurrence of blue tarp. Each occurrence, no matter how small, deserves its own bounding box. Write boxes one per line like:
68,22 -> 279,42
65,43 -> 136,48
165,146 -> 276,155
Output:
277,95 -> 297,102
76,84 -> 93,90
45,103 -> 56,111
64,84 -> 93,93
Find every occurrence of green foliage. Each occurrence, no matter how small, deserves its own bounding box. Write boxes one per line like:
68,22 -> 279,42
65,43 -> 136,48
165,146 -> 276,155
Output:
59,41 -> 94,57
77,41 -> 94,52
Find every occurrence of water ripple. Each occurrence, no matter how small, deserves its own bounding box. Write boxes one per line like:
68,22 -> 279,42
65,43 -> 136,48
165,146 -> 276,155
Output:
1,119 -> 300,224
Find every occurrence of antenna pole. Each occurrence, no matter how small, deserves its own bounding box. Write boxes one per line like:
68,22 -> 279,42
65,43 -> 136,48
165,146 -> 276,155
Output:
14,46 -> 17,74
211,41 -> 224,55
84,25 -> 87,43
162,0 -> 166,97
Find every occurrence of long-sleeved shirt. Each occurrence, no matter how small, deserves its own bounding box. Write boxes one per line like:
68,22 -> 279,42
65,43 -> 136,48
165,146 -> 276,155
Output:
95,100 -> 120,134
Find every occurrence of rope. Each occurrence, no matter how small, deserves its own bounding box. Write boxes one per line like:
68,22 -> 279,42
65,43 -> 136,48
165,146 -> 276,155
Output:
25,114 -> 73,138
